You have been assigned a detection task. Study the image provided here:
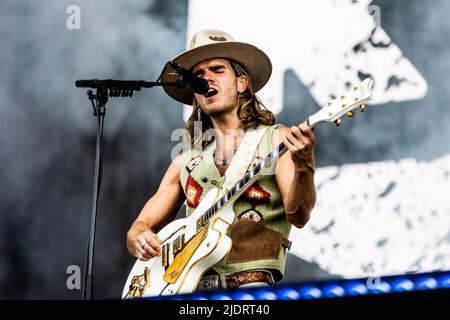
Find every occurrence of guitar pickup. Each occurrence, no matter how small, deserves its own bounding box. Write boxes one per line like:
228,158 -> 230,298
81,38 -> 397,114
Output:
172,234 -> 185,255
196,215 -> 207,233
161,243 -> 170,268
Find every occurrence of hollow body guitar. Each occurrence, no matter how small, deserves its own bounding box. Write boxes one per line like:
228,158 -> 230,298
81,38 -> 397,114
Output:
122,78 -> 373,298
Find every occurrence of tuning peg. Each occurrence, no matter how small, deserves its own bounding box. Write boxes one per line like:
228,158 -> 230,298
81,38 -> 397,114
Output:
334,119 -> 342,126
346,111 -> 355,117
360,104 -> 365,112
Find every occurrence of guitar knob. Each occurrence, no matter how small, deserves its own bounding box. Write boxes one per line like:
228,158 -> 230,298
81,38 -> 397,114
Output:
334,119 -> 342,126
360,104 -> 365,112
346,111 -> 355,117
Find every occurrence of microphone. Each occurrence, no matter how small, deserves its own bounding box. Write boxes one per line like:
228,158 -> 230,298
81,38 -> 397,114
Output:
169,61 -> 209,95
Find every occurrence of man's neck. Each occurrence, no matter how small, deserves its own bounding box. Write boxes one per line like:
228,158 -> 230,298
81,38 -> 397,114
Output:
210,113 -> 244,151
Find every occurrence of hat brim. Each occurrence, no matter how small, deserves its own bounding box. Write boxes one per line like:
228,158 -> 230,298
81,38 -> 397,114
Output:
161,42 -> 272,105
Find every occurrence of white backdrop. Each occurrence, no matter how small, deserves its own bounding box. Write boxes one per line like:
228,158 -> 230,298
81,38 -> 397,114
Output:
187,0 -> 450,279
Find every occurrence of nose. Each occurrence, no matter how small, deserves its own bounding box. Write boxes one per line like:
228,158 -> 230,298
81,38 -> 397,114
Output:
200,69 -> 214,83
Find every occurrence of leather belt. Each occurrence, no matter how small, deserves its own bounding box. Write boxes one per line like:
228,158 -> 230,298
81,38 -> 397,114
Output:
196,270 -> 274,291
226,270 -> 273,288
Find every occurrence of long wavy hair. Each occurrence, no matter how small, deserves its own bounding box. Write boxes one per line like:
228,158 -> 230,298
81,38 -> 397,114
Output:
185,60 -> 275,149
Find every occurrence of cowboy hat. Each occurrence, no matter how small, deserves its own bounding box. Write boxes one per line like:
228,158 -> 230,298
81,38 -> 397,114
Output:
161,29 -> 272,105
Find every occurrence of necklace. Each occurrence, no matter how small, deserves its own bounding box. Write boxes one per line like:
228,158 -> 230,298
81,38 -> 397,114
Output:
213,145 -> 238,166
213,134 -> 241,166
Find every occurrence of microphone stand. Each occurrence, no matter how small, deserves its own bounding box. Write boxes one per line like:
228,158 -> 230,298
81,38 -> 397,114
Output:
77,78 -> 184,300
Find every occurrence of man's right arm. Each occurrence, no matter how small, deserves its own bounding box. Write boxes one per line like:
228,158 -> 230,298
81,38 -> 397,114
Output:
126,153 -> 186,261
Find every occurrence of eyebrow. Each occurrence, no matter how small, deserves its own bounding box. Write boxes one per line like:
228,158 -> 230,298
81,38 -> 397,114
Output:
192,64 -> 226,76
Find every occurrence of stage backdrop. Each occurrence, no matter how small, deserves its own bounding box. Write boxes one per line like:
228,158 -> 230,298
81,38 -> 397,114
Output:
0,0 -> 449,299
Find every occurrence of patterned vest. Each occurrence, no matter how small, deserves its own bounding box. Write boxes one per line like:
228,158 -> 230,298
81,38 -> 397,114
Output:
179,124 -> 291,281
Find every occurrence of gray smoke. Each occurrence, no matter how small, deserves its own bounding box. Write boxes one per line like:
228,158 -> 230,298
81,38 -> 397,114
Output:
0,0 -> 187,299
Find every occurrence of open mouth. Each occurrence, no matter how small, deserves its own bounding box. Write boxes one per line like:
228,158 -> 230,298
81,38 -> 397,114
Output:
205,88 -> 218,98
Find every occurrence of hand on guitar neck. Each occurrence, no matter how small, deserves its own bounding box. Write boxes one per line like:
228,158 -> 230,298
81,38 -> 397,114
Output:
281,123 -> 316,174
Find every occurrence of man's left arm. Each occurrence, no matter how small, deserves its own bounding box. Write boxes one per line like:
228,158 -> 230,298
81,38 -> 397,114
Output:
274,125 -> 317,228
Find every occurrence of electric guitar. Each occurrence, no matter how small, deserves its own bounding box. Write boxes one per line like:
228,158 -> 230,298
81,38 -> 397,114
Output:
122,78 -> 374,298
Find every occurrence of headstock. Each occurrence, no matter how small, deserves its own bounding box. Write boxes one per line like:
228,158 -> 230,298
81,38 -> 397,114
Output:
308,78 -> 373,127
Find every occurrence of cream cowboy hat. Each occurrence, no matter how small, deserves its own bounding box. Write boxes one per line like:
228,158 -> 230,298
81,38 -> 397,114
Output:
161,29 -> 272,105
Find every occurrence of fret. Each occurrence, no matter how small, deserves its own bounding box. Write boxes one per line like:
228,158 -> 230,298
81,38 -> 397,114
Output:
259,159 -> 266,168
271,148 -> 279,158
196,217 -> 202,232
265,157 -> 273,169
200,214 -> 206,228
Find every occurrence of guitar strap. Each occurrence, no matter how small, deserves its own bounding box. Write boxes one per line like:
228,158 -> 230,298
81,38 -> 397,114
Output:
222,125 -> 269,193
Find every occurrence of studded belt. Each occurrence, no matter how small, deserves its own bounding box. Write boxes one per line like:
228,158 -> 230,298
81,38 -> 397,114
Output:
196,270 -> 274,291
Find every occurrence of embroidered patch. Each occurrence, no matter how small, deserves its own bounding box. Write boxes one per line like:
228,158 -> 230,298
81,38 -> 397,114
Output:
186,155 -> 203,173
238,208 -> 264,224
185,175 -> 203,208
243,181 -> 271,207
